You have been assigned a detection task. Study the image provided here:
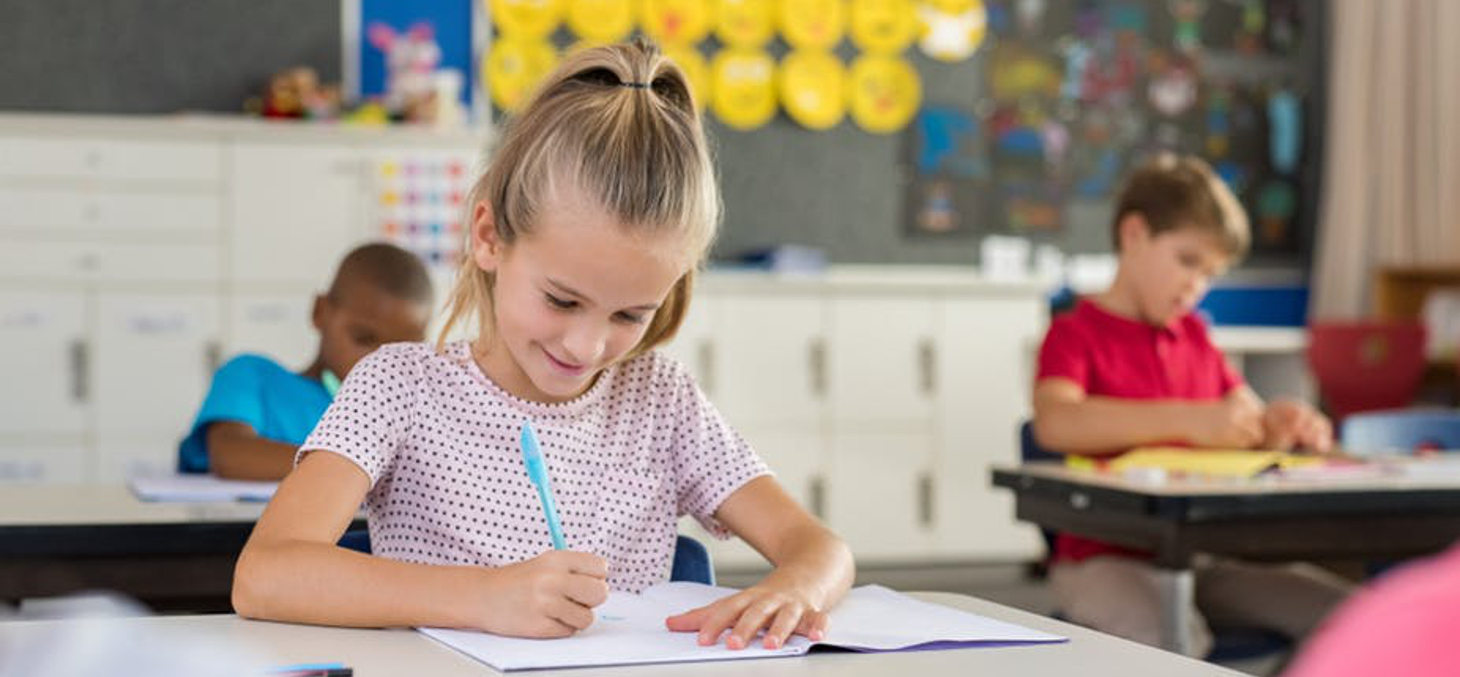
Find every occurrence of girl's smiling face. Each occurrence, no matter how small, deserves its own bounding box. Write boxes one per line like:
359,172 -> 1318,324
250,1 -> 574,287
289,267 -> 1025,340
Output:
470,186 -> 687,403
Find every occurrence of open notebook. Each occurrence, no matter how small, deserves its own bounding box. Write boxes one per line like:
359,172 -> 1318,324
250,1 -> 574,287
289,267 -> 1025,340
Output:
419,583 -> 1065,672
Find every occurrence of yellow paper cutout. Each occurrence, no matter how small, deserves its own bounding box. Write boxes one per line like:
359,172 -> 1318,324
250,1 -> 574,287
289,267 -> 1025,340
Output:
491,0 -> 565,38
779,0 -> 847,50
917,0 -> 987,63
850,0 -> 918,54
715,0 -> 775,48
924,0 -> 973,11
711,48 -> 778,131
484,37 -> 560,112
664,45 -> 712,110
847,54 -> 920,133
779,50 -> 846,130
640,0 -> 713,45
566,0 -> 635,43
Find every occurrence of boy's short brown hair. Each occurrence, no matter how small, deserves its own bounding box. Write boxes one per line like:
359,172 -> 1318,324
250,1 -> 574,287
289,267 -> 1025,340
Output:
1111,154 -> 1250,260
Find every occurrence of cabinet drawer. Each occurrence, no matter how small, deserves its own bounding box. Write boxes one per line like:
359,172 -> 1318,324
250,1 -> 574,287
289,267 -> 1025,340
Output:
0,137 -> 222,182
0,241 -> 223,283
0,187 -> 222,234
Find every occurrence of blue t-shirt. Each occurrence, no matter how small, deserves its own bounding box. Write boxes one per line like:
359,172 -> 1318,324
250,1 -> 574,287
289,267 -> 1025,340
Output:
177,354 -> 333,473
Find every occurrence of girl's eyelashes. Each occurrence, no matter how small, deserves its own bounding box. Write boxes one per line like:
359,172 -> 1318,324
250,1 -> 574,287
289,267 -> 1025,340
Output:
545,292 -> 578,310
546,290 -> 648,324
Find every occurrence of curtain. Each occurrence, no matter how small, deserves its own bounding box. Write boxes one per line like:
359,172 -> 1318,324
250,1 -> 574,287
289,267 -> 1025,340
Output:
1311,0 -> 1460,318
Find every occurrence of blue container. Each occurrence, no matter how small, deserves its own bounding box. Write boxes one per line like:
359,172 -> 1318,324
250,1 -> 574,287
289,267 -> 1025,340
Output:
1196,285 -> 1309,327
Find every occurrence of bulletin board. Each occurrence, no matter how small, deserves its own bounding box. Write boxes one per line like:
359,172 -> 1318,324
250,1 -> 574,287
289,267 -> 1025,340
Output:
902,0 -> 1323,265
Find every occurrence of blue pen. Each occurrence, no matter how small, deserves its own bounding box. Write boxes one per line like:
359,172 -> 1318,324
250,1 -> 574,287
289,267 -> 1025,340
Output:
520,421 -> 567,550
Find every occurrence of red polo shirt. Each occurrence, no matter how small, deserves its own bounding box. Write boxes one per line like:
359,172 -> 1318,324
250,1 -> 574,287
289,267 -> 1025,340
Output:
1036,298 -> 1244,563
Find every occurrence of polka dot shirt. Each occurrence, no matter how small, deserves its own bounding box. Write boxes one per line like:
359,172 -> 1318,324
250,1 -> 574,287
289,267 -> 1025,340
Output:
299,341 -> 769,593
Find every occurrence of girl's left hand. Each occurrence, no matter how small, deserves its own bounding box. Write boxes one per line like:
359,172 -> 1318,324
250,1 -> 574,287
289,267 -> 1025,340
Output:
664,584 -> 829,650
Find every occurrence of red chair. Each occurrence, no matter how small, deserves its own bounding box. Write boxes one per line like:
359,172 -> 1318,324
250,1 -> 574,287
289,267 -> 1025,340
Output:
1307,321 -> 1428,422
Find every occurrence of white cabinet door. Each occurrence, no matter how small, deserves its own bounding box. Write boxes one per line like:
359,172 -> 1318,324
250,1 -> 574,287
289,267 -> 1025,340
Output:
826,296 -> 936,426
825,430 -> 934,561
0,290 -> 87,437
93,293 -> 221,439
744,426 -> 823,514
225,290 -> 317,370
94,433 -> 185,481
229,144 -> 367,287
932,297 -> 1044,560
658,293 -> 717,387
711,294 -> 824,426
0,443 -> 88,484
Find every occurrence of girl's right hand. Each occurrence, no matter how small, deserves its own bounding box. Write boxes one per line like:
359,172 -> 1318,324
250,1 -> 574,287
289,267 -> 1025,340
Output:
474,550 -> 610,638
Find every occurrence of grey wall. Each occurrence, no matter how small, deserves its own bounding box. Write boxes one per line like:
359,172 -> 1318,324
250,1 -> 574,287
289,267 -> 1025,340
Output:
708,53 -> 986,265
0,0 -> 340,114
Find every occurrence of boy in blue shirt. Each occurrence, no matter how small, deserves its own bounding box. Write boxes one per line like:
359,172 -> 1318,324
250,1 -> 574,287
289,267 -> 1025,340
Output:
179,242 -> 433,479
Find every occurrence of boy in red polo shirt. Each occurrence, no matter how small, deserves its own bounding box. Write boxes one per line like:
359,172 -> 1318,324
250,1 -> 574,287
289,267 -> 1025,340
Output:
1033,154 -> 1352,657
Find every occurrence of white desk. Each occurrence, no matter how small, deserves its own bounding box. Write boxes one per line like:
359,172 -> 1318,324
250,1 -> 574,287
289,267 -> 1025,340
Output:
0,593 -> 1240,676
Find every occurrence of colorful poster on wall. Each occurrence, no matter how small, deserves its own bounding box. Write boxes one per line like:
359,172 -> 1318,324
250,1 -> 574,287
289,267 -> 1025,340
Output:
348,0 -> 479,109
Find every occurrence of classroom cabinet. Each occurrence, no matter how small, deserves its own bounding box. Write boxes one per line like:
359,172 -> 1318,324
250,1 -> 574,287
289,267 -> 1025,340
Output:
224,290 -> 318,370
229,144 -> 369,288
0,117 -> 483,484
93,292 -> 221,438
826,297 -> 937,427
826,429 -> 936,560
0,136 -> 221,183
932,298 -> 1044,559
0,289 -> 87,438
670,279 -> 1047,566
0,443 -> 88,484
711,294 -> 825,426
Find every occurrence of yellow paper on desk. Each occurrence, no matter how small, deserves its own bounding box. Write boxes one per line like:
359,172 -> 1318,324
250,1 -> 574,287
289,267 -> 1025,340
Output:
1097,447 -> 1322,479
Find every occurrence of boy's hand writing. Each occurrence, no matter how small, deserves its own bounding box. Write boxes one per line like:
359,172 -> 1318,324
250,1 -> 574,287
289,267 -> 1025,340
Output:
475,550 -> 609,638
664,581 -> 829,651
1191,397 -> 1265,449
1263,400 -> 1334,453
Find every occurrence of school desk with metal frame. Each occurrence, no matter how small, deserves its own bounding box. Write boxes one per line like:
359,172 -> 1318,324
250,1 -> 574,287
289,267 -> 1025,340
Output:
991,461 -> 1460,655
0,591 -> 1244,676
0,483 -> 365,611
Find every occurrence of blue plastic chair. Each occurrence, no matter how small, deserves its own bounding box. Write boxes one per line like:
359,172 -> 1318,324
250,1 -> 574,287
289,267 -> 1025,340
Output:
1340,409 -> 1460,456
1018,421 -> 1290,663
337,531 -> 715,585
668,535 -> 715,585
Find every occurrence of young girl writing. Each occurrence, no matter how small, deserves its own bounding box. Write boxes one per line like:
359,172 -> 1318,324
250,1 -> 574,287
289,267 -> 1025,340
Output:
232,40 -> 855,650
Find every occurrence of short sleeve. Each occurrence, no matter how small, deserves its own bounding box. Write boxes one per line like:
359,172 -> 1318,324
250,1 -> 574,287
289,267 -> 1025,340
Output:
298,345 -> 422,485
1189,317 -> 1246,395
668,364 -> 771,539
176,355 -> 269,473
1036,317 -> 1091,390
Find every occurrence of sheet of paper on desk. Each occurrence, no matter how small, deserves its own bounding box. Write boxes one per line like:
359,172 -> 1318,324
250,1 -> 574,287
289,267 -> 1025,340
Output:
128,474 -> 278,502
418,583 -> 1065,672
1095,447 -> 1324,479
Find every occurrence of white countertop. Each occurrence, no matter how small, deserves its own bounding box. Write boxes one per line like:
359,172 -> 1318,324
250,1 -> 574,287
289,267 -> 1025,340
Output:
0,112 -> 490,149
